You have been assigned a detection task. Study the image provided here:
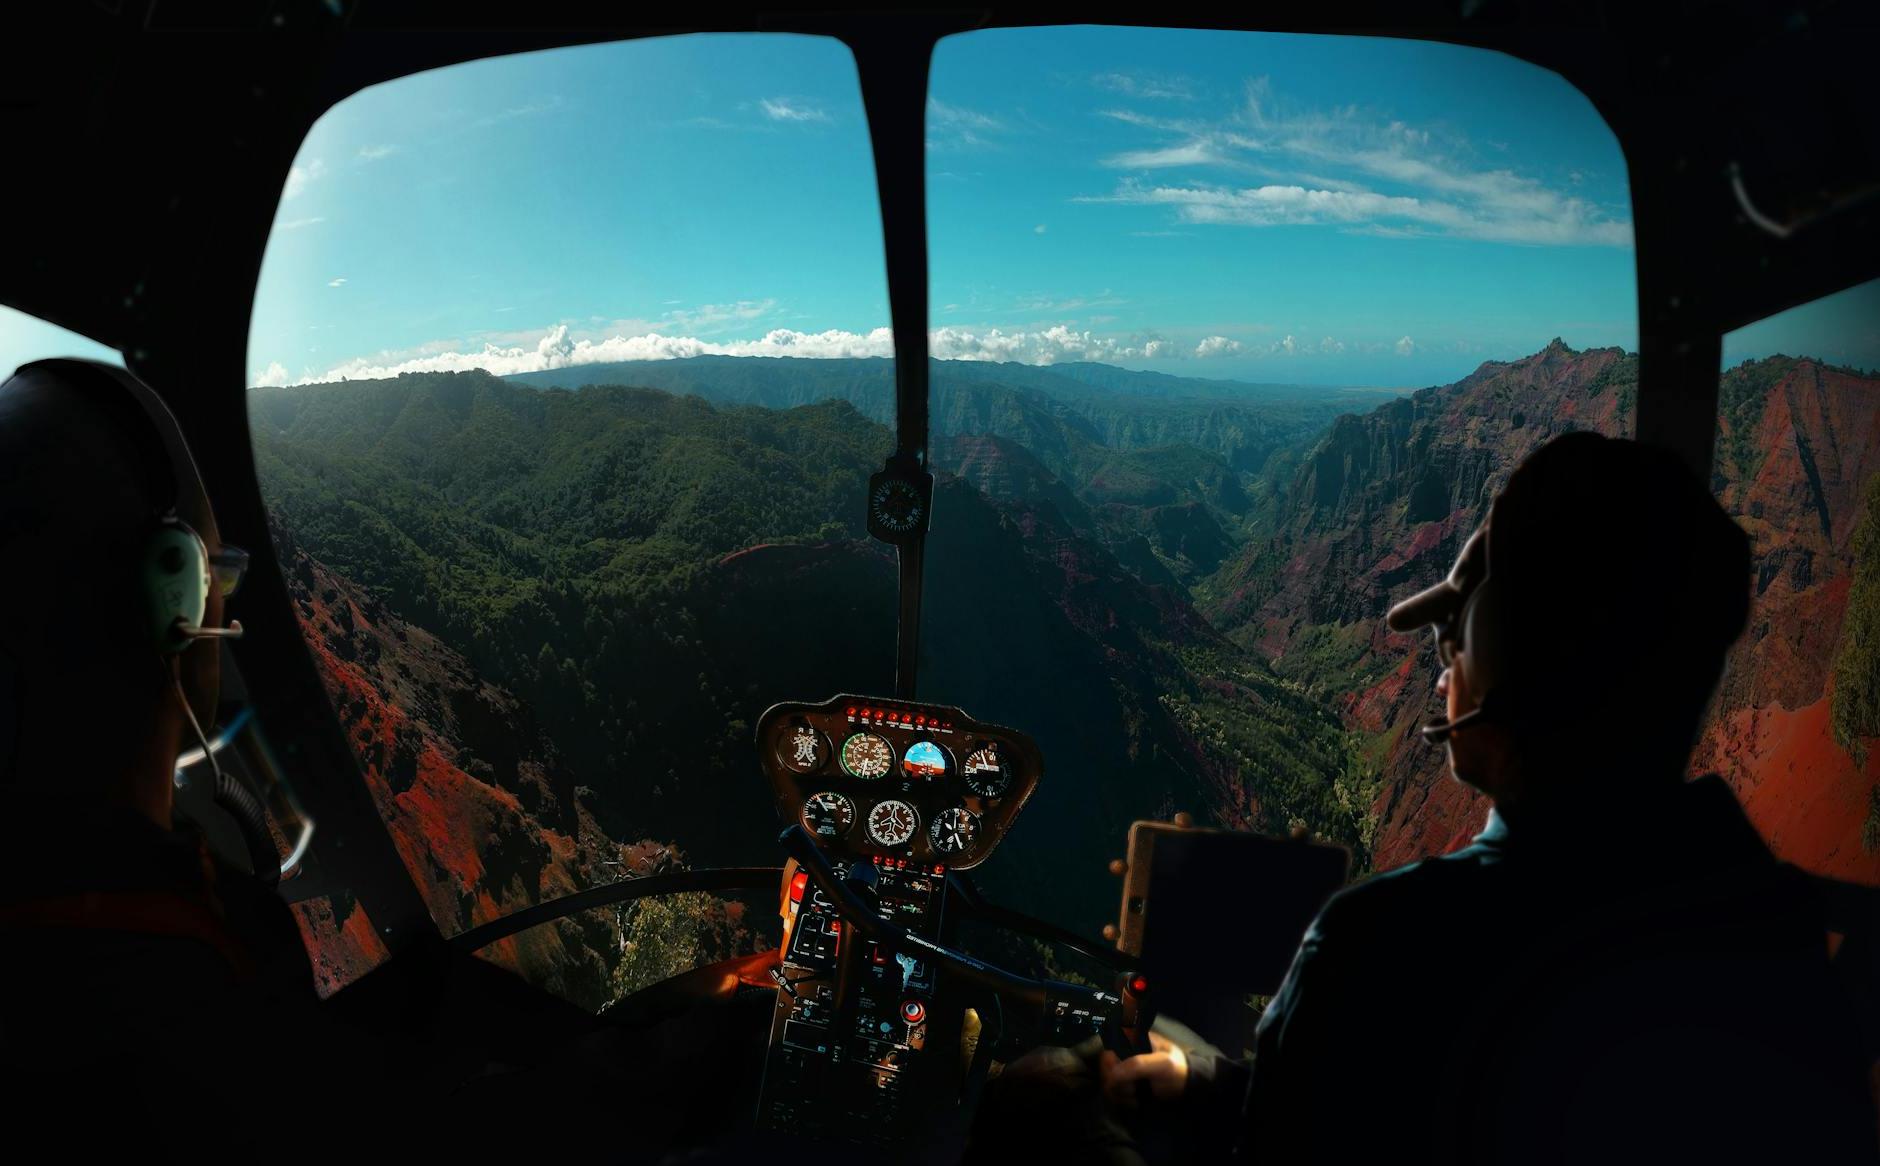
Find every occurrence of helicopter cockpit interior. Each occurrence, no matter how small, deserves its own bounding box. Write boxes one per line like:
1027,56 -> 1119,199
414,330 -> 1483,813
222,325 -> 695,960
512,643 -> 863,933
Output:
2,3 -> 1878,1162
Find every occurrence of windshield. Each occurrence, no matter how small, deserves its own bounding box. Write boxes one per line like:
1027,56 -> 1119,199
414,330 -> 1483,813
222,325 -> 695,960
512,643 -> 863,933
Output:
247,25 -> 1875,1009
248,33 -> 895,1004
921,26 -> 1638,934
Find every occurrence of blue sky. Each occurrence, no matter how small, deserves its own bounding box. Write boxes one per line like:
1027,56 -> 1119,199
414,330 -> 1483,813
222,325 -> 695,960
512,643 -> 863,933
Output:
0,28 -> 1853,391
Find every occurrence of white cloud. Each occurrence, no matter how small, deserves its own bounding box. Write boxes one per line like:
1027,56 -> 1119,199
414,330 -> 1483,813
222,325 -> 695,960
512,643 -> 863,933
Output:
1195,335 -> 1243,357
1092,72 -> 1195,100
928,98 -> 1006,150
327,277 -> 347,288
474,95 -> 566,127
1084,82 -> 1632,248
257,317 -> 1221,385
1320,336 -> 1345,354
1033,224 -> 1047,235
760,98 -> 829,124
659,299 -> 778,334
931,324 -> 1176,365
1276,334 -> 1298,355
269,323 -> 893,384
1102,141 -> 1226,170
282,158 -> 325,201
277,216 -> 325,230
1013,290 -> 1126,313
357,144 -> 397,161
1082,179 -> 1633,247
1395,335 -> 1416,356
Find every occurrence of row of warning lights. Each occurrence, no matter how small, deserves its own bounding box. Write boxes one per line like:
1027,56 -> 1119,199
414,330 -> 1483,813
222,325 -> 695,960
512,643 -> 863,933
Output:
846,706 -> 956,730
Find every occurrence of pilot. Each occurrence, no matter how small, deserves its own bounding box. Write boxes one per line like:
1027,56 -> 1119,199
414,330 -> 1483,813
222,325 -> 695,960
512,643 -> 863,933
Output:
1100,431 -> 1877,1162
0,359 -> 394,1156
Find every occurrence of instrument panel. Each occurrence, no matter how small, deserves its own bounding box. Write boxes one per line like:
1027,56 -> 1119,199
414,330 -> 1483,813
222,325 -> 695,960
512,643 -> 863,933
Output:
756,694 -> 1043,870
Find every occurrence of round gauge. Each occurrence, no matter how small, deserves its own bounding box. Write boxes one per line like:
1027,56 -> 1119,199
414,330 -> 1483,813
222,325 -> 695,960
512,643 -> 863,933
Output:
901,740 -> 950,780
961,743 -> 1011,798
841,733 -> 895,780
929,807 -> 981,855
778,720 -> 829,774
871,478 -> 926,535
866,800 -> 919,847
800,791 -> 855,840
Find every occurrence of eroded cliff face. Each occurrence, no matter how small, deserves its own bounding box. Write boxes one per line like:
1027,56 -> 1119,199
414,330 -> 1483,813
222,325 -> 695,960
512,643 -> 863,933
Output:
277,527 -> 681,1007
1696,357 -> 1880,880
1211,343 -> 1877,880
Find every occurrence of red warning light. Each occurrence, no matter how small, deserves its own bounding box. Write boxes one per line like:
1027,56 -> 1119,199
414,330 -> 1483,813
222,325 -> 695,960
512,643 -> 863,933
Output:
916,715 -> 927,726
1130,976 -> 1149,994
789,870 -> 809,904
847,706 -> 857,716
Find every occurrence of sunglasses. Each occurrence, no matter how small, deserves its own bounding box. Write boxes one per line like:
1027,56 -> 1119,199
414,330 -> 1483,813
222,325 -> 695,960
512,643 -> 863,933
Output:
208,544 -> 250,599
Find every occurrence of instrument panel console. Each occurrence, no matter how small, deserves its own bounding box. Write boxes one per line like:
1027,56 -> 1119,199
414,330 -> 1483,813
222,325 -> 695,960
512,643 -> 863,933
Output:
756,694 -> 1043,870
754,694 -> 1044,1144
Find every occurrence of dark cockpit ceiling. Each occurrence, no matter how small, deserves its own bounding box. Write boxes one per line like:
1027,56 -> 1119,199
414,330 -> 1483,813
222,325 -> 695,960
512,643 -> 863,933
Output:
0,0 -> 1874,958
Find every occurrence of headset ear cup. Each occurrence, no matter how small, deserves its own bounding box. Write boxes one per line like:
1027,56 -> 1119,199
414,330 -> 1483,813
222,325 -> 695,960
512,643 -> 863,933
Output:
146,520 -> 209,653
1460,574 -> 1504,704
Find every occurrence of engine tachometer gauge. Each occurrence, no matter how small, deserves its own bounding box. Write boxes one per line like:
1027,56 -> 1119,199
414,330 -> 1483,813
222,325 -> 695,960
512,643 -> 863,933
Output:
961,743 -> 1011,798
928,807 -> 980,855
841,732 -> 895,779
866,799 -> 919,847
801,792 -> 855,840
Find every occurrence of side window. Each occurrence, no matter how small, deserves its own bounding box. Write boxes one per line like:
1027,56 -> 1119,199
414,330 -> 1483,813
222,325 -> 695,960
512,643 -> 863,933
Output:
0,304 -> 121,374
923,26 -> 1637,934
1700,277 -> 1880,881
249,34 -> 895,1007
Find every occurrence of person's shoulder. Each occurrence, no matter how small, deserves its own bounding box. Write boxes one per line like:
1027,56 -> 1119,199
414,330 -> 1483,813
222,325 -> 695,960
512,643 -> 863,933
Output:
1311,842 -> 1496,941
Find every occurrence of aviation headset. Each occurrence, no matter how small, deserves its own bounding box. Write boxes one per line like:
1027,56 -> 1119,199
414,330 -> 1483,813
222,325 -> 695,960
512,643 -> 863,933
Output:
1388,524 -> 1508,743
12,358 -> 242,654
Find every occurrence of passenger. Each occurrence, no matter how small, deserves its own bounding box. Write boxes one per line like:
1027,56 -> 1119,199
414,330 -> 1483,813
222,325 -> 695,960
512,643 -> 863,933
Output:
0,359 -> 767,1162
0,359 -> 393,1156
1100,432 -> 1878,1162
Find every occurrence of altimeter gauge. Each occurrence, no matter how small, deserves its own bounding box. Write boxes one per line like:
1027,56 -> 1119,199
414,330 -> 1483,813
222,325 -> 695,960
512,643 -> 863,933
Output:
801,791 -> 856,840
866,799 -> 919,847
841,732 -> 895,779
928,806 -> 980,855
961,743 -> 1011,798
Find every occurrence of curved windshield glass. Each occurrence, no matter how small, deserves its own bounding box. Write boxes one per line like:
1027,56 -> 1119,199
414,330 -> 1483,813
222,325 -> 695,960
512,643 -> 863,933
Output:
249,34 -> 894,1007
923,26 -> 1639,937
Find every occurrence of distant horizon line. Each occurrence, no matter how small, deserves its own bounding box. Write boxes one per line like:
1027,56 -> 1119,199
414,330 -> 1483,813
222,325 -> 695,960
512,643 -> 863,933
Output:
242,342 -> 1871,391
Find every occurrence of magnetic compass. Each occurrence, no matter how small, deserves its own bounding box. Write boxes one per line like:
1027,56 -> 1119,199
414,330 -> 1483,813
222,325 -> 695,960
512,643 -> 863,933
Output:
871,478 -> 924,534
866,465 -> 933,545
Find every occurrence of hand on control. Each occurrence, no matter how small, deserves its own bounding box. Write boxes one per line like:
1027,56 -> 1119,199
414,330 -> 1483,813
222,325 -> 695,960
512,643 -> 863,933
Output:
1098,1029 -> 1189,1109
